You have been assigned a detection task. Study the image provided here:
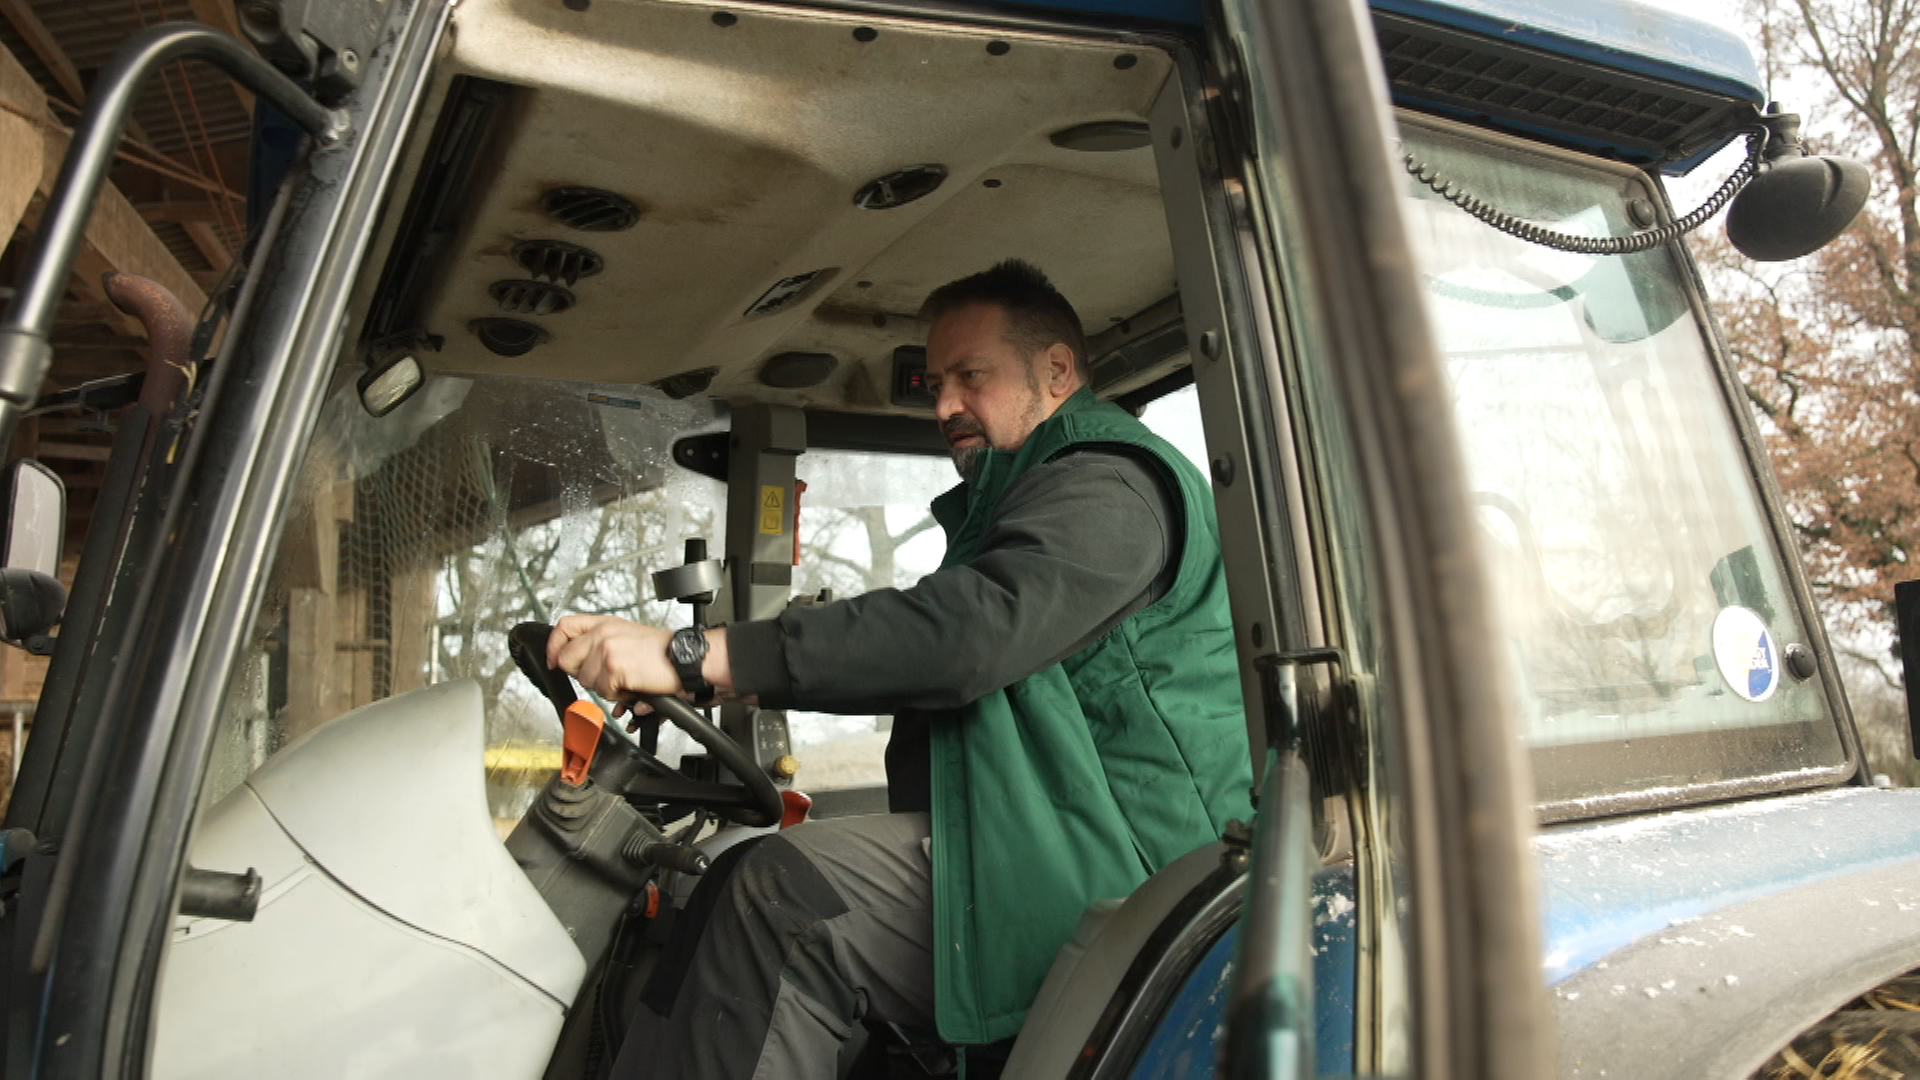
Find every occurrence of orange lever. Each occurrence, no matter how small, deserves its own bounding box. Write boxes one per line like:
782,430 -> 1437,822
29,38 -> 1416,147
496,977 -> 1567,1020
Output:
560,699 -> 606,786
779,789 -> 812,829
792,479 -> 807,567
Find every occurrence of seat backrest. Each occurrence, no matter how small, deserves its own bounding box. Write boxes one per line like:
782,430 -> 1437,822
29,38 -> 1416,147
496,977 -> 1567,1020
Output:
999,842 -> 1229,1079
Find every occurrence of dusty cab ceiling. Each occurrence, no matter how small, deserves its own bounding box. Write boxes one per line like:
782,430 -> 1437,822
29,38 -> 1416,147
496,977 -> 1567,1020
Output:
353,0 -> 1182,415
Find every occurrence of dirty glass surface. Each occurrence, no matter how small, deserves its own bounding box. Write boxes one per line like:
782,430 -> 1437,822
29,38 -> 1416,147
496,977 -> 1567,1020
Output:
1273,213 -> 1410,1076
206,376 -> 727,832
1399,119 -> 1849,810
703,448 -> 953,793
755,385 -> 1208,793
205,375 -> 1217,823
1136,382 -> 1209,474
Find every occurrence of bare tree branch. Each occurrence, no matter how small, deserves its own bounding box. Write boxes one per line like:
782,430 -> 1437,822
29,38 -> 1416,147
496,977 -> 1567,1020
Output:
1840,645 -> 1906,691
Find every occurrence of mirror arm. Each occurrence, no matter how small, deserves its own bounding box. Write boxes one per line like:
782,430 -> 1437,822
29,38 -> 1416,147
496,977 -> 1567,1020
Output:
1896,581 -> 1920,762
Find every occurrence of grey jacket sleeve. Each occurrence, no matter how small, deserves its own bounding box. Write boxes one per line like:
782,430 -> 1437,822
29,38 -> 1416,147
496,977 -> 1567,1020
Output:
726,450 -> 1179,713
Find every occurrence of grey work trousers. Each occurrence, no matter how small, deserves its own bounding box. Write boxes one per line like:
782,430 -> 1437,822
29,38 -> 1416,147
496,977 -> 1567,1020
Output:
611,812 -> 938,1080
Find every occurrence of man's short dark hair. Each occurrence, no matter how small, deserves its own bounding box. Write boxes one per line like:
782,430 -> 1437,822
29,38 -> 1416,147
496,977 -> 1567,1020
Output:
922,259 -> 1088,376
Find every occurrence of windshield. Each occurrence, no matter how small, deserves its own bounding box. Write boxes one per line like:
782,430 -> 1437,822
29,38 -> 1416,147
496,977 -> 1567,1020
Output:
704,448 -> 955,793
206,373 -> 986,828
207,376 -> 729,830
1399,118 -> 1849,815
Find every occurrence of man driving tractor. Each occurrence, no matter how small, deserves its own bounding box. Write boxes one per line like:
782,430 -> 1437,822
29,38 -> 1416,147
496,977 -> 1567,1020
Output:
548,259 -> 1253,1078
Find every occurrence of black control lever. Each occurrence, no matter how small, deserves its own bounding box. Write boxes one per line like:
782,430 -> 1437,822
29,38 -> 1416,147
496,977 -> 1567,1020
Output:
628,841 -> 710,876
178,866 -> 261,922
508,621 -> 578,723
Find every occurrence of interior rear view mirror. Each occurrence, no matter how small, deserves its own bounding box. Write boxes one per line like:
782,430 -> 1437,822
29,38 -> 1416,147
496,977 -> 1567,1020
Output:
358,352 -> 425,417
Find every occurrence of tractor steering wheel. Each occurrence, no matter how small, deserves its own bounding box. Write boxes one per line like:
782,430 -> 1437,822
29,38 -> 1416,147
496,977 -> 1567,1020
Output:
507,622 -> 784,828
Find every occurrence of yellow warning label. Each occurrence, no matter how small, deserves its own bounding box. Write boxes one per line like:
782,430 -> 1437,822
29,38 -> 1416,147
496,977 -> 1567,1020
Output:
758,485 -> 785,535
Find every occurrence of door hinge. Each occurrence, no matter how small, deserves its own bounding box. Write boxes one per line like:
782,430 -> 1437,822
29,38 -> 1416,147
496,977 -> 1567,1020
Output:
1253,646 -> 1352,751
239,0 -> 388,104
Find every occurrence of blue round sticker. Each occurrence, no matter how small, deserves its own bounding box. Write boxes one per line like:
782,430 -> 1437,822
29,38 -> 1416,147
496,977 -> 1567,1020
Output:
1711,606 -> 1779,703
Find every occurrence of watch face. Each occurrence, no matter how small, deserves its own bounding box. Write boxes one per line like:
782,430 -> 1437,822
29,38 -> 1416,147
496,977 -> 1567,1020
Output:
670,629 -> 705,666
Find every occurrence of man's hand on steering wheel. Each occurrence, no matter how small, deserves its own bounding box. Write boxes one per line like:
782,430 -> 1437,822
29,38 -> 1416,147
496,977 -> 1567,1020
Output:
529,616 -> 780,827
546,614 -> 747,720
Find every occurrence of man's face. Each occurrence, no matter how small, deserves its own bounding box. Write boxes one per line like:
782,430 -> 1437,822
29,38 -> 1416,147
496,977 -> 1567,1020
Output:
924,303 -> 1074,479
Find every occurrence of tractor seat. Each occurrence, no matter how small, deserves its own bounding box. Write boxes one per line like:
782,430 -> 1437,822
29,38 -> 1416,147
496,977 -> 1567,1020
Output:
857,841 -> 1230,1079
1000,841 -> 1231,1078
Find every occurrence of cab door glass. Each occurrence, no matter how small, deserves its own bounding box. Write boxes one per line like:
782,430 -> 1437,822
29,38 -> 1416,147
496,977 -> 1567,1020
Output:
1283,287 -> 1411,1075
208,376 -> 726,833
1136,382 -> 1210,473
769,396 -> 1203,793
1398,117 -> 1847,812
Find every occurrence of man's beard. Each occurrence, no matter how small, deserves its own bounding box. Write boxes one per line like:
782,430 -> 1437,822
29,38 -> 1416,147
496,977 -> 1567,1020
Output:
943,416 -> 987,479
943,381 -> 1047,481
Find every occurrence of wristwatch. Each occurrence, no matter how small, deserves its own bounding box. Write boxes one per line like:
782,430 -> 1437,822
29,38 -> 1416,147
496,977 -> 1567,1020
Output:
668,626 -> 714,705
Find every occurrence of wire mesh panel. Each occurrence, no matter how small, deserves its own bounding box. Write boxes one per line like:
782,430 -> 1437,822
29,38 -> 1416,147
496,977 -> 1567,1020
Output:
206,376 -> 724,827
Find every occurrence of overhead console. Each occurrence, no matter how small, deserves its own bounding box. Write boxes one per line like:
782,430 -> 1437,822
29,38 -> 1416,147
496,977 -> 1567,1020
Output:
349,0 -> 1184,417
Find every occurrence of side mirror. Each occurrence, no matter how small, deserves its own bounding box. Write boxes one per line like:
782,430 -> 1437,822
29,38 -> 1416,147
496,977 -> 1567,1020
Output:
0,461 -> 67,652
3,459 -> 65,580
1726,110 -> 1872,262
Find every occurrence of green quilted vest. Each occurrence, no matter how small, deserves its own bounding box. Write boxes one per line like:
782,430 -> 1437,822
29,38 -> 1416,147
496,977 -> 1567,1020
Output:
926,387 -> 1253,1044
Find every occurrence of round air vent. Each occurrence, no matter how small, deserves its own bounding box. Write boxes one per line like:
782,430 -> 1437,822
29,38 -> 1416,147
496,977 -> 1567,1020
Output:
656,366 -> 717,400
854,165 -> 947,210
1049,121 -> 1152,152
760,351 -> 838,389
513,239 -> 605,285
470,318 -> 549,358
540,186 -> 641,231
489,279 -> 576,316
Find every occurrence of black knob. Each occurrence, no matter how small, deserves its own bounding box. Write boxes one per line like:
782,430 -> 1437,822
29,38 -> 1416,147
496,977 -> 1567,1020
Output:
1783,643 -> 1818,681
638,842 -> 710,876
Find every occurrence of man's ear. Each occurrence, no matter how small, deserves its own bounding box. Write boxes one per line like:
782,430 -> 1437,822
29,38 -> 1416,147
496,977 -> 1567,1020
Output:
1044,343 -> 1077,397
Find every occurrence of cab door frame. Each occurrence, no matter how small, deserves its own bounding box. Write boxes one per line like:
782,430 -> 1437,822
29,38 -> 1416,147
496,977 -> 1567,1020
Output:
0,2 -> 454,1074
1177,0 -> 1553,1074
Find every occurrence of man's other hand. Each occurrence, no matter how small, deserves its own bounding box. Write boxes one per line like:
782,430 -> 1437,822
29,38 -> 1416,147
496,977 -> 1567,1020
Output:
546,615 -> 680,711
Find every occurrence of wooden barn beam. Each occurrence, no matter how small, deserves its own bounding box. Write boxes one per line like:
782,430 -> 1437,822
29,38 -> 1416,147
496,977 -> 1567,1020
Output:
182,220 -> 230,272
37,442 -> 113,463
133,199 -> 223,223
0,0 -> 85,109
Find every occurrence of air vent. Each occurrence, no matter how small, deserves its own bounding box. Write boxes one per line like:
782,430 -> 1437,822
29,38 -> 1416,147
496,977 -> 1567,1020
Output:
759,352 -> 837,389
854,165 -> 947,210
1049,121 -> 1152,152
656,366 -> 718,400
1372,11 -> 1741,165
540,186 -> 641,231
362,77 -> 511,344
470,318 -> 549,357
489,279 -> 576,315
513,239 -> 605,285
743,269 -> 833,318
